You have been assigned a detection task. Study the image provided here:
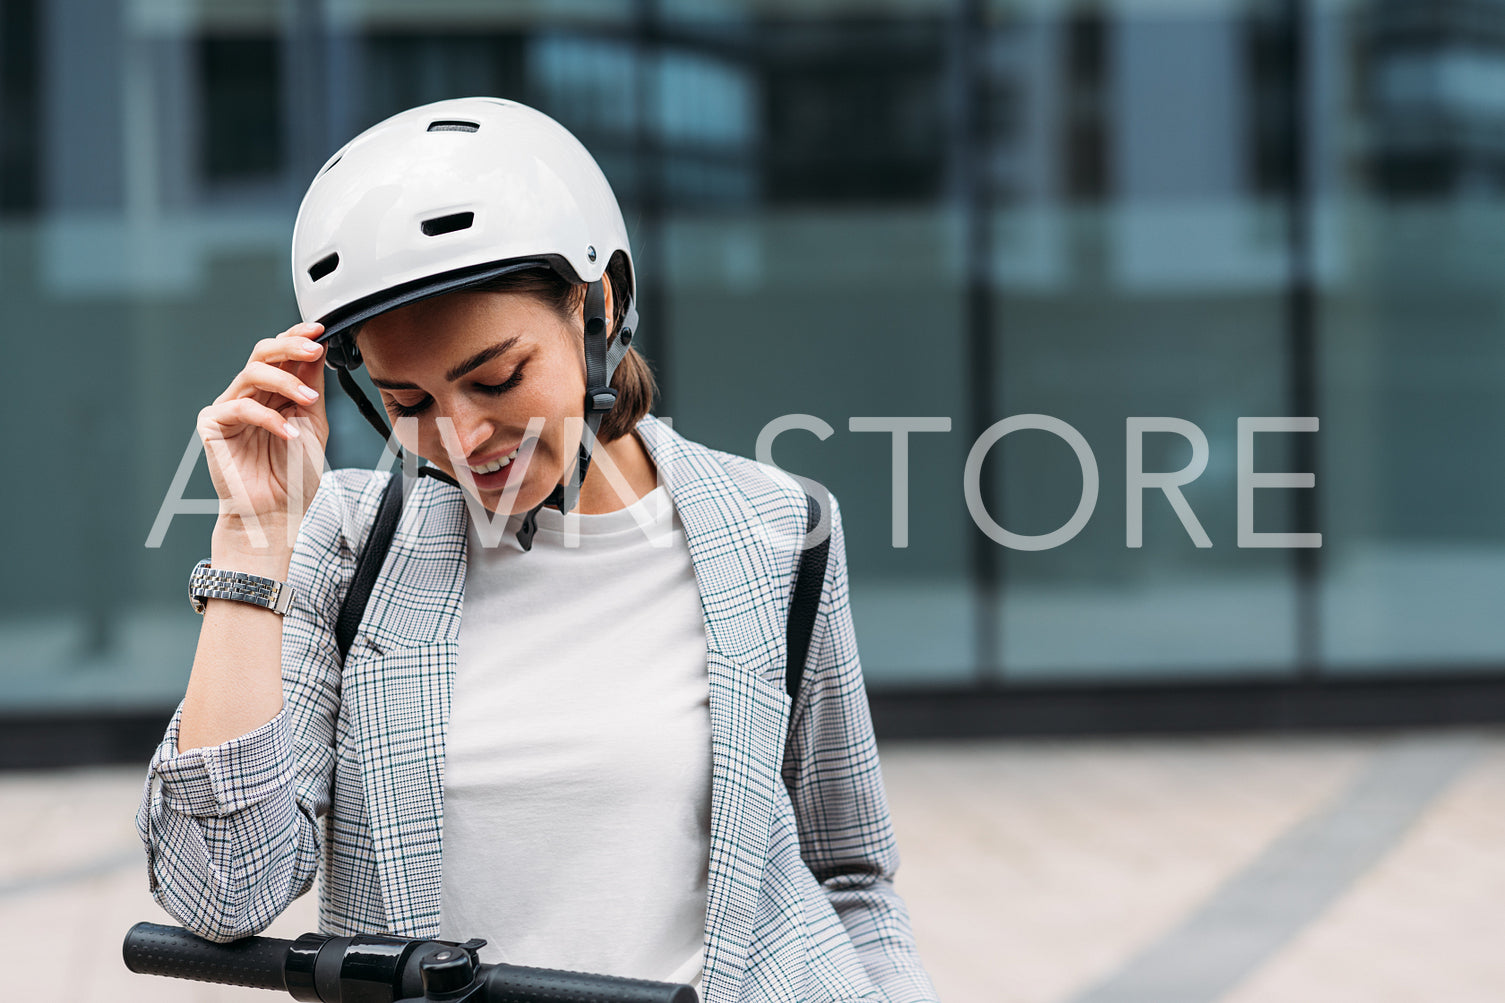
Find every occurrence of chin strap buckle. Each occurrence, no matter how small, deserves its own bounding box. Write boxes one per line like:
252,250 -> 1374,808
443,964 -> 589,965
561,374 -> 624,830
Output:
516,507 -> 540,552
517,483 -> 570,552
586,385 -> 618,413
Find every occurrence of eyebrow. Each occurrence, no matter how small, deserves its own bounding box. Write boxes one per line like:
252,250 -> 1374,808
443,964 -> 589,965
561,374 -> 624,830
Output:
369,336 -> 523,390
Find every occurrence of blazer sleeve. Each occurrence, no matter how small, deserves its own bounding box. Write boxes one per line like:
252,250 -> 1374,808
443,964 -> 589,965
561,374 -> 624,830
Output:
780,492 -> 940,1003
134,470 -> 368,942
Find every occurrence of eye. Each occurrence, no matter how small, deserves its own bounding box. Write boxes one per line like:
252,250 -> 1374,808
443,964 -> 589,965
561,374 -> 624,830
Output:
386,396 -> 430,418
477,365 -> 525,395
383,364 -> 524,417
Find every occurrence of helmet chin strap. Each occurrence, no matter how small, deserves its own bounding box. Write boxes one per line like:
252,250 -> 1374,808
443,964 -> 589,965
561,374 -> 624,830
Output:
335,278 -> 635,553
515,278 -> 630,551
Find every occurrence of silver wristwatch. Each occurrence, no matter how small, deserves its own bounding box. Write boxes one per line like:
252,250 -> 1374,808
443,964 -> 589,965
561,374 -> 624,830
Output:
189,558 -> 295,616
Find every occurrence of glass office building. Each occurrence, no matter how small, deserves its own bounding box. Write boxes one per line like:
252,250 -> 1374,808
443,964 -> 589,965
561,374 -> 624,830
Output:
3,0 -> 1505,754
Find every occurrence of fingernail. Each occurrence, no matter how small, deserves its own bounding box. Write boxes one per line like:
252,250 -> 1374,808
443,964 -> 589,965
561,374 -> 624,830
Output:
285,423 -> 301,438
298,386 -> 318,401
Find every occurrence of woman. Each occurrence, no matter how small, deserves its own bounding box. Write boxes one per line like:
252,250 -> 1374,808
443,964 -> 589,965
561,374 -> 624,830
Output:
136,97 -> 937,1003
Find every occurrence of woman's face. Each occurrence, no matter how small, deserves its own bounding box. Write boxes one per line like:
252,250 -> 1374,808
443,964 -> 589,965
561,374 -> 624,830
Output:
357,286 -> 605,515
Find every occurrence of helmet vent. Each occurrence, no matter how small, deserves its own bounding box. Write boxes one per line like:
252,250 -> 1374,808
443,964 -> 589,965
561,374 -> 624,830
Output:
421,212 -> 475,237
427,120 -> 479,133
308,252 -> 340,282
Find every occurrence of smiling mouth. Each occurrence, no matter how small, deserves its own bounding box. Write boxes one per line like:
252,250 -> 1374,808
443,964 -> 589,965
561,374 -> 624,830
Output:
466,446 -> 521,476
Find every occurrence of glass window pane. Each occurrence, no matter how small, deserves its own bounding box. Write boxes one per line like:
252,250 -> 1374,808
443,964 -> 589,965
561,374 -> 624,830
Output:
1317,0 -> 1505,672
992,3 -> 1302,681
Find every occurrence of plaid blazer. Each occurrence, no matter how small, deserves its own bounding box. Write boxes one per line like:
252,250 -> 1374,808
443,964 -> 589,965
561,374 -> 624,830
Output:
137,413 -> 937,1003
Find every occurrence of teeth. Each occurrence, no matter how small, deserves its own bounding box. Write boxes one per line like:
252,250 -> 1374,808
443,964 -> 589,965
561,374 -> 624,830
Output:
469,447 -> 519,476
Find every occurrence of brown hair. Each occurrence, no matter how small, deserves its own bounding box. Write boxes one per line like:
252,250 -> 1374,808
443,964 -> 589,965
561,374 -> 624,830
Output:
471,253 -> 656,443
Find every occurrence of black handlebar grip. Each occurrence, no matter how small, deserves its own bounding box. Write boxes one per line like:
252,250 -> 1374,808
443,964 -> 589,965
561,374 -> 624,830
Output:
123,921 -> 291,992
482,963 -> 698,1003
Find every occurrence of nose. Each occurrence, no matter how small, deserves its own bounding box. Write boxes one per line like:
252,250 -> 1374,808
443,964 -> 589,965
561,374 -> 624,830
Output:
441,397 -> 496,462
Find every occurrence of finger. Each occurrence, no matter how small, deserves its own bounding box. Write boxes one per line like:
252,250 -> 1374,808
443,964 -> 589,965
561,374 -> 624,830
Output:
250,326 -> 326,367
200,397 -> 302,442
278,321 -> 325,352
307,333 -> 326,385
220,360 -> 321,408
272,319 -> 323,342
293,335 -> 327,400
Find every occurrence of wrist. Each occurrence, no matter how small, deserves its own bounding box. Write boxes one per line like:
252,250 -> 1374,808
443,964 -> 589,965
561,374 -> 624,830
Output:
211,525 -> 294,579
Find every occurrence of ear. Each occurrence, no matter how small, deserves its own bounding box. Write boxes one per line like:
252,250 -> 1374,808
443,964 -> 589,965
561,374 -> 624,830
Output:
602,278 -> 616,341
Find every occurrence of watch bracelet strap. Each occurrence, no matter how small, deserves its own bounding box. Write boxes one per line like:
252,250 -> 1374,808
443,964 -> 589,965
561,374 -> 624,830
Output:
191,559 -> 295,615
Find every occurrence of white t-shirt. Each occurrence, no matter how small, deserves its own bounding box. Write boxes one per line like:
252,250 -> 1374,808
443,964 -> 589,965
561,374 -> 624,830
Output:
439,482 -> 711,993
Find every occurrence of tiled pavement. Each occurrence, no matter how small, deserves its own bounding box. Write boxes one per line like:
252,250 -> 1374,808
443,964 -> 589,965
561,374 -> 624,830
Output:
3,729 -> 1500,1002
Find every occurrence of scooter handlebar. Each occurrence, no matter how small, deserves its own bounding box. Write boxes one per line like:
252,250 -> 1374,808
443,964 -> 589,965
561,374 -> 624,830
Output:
122,921 -> 698,1003
123,922 -> 289,992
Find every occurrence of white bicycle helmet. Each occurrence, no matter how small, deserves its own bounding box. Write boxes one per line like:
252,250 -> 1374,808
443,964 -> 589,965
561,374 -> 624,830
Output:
290,96 -> 639,548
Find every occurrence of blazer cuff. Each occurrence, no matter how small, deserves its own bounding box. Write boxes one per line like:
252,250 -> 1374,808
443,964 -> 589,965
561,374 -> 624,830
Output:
150,704 -> 293,817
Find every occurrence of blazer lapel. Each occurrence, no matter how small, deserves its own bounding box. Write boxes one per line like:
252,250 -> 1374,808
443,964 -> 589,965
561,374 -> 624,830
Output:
343,473 -> 470,938
636,416 -> 791,1003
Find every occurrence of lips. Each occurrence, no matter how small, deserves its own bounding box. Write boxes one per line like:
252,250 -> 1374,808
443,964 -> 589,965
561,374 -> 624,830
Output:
458,438 -> 537,493
467,445 -> 521,476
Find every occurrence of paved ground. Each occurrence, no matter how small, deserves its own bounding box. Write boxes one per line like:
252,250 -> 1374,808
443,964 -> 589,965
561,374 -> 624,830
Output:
3,729 -> 1501,1002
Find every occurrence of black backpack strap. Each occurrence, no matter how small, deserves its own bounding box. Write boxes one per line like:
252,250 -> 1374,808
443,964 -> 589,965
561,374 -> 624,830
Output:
785,487 -> 831,702
335,470 -> 405,662
336,472 -> 829,693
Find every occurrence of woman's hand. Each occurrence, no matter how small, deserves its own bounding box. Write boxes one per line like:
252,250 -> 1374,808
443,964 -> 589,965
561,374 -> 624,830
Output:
198,322 -> 329,555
